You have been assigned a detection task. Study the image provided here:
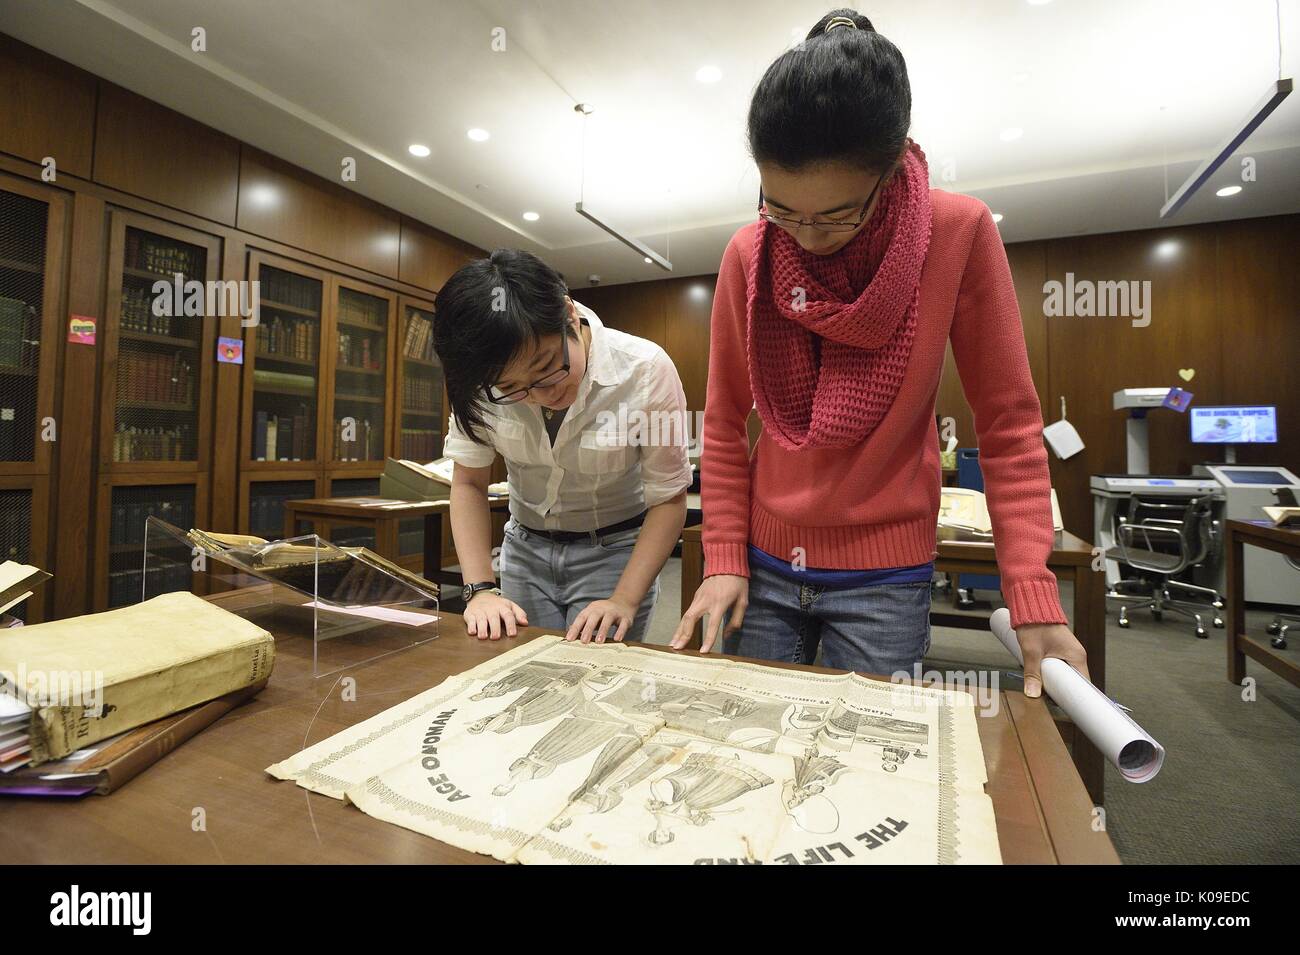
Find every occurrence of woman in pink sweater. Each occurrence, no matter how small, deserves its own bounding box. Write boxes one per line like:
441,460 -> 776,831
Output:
670,8 -> 1088,698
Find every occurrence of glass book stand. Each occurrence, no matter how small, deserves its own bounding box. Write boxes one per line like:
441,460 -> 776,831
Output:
142,516 -> 440,678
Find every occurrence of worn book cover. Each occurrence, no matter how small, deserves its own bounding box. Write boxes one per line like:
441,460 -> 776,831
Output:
0,591 -> 275,765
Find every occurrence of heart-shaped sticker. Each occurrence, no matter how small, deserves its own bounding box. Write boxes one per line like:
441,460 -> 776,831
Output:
1178,368 -> 1195,382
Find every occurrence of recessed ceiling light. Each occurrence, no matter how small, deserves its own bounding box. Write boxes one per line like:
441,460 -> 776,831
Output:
1216,185 -> 1242,197
991,213 -> 1004,223
695,65 -> 722,83
523,211 -> 540,221
644,257 -> 653,264
467,128 -> 490,142
1027,0 -> 1054,6
408,144 -> 430,158
999,127 -> 1023,142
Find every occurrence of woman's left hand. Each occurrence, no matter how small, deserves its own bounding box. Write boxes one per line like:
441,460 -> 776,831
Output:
566,597 -> 637,643
1014,623 -> 1089,698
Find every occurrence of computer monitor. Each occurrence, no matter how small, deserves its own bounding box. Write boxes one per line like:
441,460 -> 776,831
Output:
1189,406 -> 1277,444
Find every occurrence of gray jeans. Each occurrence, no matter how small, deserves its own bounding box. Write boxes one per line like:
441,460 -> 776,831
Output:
498,516 -> 659,641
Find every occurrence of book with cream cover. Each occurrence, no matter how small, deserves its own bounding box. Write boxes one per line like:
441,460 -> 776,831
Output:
0,591 -> 274,765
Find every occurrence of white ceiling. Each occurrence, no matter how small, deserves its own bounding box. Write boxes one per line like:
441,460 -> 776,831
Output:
2,0 -> 1298,286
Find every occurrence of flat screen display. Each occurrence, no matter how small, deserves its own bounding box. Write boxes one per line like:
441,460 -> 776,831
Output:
1190,406 -> 1277,444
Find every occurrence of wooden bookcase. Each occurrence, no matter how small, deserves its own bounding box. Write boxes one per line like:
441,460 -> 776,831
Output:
243,250 -> 329,471
0,173 -> 69,622
93,209 -> 221,609
324,274 -> 396,471
237,254 -> 402,548
393,294 -> 450,568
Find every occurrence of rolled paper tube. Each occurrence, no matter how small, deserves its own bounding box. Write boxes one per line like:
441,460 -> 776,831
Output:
990,608 -> 1165,783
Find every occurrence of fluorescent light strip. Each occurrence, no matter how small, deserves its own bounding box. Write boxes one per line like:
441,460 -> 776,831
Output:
574,202 -> 673,271
1160,78 -> 1292,219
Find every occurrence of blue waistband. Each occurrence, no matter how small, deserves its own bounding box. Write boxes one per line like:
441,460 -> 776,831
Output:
747,545 -> 934,590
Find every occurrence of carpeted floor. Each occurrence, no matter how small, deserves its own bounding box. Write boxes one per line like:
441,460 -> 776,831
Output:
642,557 -> 1300,865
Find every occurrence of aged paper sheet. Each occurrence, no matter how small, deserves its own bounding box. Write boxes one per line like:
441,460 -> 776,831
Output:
267,637 -> 1001,864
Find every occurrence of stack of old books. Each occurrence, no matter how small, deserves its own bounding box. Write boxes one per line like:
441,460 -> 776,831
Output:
0,591 -> 274,795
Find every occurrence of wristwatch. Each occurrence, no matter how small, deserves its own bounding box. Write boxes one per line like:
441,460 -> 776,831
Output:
462,581 -> 502,603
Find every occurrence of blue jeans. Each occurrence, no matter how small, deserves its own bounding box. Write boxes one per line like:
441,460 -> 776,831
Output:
498,517 -> 659,641
723,558 -> 932,677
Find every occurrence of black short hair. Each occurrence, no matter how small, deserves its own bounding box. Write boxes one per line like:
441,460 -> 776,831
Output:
433,248 -> 574,444
747,8 -> 911,174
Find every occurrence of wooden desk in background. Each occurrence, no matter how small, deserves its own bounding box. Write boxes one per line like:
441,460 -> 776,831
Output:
1226,519 -> 1300,689
0,588 -> 1118,864
283,495 -> 509,602
679,524 -> 1108,806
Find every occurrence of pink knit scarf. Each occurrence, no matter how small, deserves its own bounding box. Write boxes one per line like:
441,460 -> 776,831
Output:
747,140 -> 933,451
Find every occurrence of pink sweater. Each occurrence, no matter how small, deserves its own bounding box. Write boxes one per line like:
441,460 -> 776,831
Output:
702,192 -> 1068,629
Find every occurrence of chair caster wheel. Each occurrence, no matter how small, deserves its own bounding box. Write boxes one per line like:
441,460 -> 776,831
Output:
1267,622 -> 1281,636
1212,599 -> 1224,610
1272,637 -> 1288,650
1213,617 -> 1224,628
1117,618 -> 1130,628
1196,628 -> 1207,639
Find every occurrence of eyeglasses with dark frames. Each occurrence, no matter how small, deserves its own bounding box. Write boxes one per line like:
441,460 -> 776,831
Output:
485,328 -> 571,405
757,169 -> 889,234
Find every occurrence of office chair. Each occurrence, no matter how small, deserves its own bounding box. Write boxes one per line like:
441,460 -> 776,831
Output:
1265,556 -> 1300,650
1105,494 -> 1225,638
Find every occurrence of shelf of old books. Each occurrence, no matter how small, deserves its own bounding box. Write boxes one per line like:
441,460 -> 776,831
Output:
0,485 -> 33,620
0,188 -> 47,466
250,263 -> 324,465
105,482 -> 198,608
1,175 -> 69,622
247,478 -> 319,539
330,285 -> 390,464
106,224 -> 210,467
147,516 -> 440,678
397,301 -> 444,462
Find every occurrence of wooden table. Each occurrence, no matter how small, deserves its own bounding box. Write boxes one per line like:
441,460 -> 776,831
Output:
1226,519 -> 1300,688
679,524 -> 1108,805
283,495 -> 508,599
0,589 -> 1118,864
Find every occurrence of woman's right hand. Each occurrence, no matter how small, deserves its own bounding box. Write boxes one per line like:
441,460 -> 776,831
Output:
464,592 -> 529,640
670,575 -> 748,652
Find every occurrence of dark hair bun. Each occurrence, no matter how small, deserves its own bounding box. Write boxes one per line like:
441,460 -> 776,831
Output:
807,8 -> 875,41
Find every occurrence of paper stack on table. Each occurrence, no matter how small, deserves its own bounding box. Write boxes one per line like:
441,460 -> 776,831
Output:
0,691 -> 31,772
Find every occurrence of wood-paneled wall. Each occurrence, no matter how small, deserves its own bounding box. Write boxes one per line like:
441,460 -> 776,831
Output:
572,275 -> 715,413
576,213 -> 1300,539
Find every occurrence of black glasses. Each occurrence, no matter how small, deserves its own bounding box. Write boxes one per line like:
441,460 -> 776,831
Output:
486,329 -> 571,405
758,171 -> 889,234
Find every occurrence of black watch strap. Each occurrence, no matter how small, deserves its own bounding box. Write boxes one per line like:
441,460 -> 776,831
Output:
462,581 -> 501,602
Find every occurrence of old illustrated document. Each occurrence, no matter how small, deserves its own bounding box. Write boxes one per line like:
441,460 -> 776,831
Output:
267,637 -> 1001,864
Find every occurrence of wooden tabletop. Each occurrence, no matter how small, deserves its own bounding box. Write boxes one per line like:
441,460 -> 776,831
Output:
0,589 -> 1118,864
1224,518 -> 1300,554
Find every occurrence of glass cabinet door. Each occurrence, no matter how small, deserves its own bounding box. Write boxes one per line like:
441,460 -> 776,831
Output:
331,287 -> 388,462
111,226 -> 207,464
398,303 -> 443,462
0,188 -> 47,463
252,264 -> 323,463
